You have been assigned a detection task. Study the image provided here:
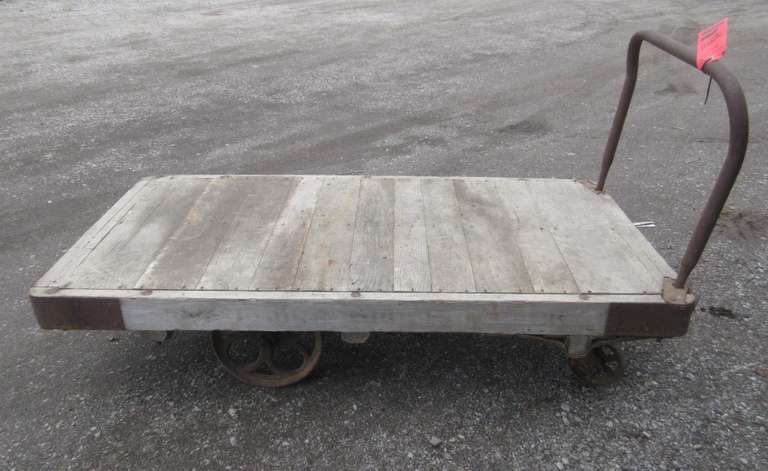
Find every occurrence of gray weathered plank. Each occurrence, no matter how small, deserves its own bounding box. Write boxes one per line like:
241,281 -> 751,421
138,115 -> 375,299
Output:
107,288 -> 627,334
592,192 -> 676,278
567,184 -> 673,280
494,179 -> 580,294
294,176 -> 360,291
61,177 -> 209,289
454,178 -> 534,293
421,178 -> 476,293
393,178 -> 431,292
251,176 -> 324,290
529,180 -> 660,293
545,181 -> 673,281
551,225 -> 659,293
198,176 -> 299,290
31,284 -> 672,335
136,177 -> 258,289
36,177 -> 155,288
349,178 -> 395,291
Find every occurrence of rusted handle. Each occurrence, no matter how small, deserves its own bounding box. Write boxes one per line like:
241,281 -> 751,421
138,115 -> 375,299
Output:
596,30 -> 749,289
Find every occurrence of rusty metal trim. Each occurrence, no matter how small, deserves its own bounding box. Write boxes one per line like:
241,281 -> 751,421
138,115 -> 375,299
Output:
595,30 -> 750,289
30,296 -> 125,330
604,299 -> 695,337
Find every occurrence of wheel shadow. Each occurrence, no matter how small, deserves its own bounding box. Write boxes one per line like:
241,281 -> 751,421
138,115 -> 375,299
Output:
76,330 -> 640,410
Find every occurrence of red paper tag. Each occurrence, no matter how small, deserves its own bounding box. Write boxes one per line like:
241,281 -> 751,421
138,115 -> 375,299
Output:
696,18 -> 728,69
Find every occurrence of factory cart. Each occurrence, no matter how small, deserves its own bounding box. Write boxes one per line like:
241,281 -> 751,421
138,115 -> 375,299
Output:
29,32 -> 749,387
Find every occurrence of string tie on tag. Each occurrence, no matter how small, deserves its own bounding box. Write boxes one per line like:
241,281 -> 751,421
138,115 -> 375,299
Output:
703,58 -> 713,105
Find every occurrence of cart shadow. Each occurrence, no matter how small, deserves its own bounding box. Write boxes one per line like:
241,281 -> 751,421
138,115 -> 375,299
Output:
65,330 -> 650,456
99,331 -> 576,399
318,332 -> 568,388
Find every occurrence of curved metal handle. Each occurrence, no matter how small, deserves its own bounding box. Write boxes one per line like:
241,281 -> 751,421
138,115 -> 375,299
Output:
596,31 -> 749,289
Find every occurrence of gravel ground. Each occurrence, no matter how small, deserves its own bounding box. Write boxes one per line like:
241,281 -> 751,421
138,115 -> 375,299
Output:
1,0 -> 767,469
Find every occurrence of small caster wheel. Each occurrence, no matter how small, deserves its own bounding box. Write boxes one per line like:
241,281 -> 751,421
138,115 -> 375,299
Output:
569,343 -> 624,386
210,331 -> 322,388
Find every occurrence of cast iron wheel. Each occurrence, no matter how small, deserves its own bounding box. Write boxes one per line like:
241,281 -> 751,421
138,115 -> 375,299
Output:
210,331 -> 322,387
568,343 -> 625,386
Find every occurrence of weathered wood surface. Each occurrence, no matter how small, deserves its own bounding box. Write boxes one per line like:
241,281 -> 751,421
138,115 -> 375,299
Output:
35,175 -> 674,295
393,179 -> 430,292
30,287 -> 678,335
421,178 -> 476,293
54,177 -> 209,289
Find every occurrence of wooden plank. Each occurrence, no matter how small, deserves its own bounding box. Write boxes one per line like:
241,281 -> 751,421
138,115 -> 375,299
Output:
80,179 -> 157,250
31,286 -> 663,303
595,193 -> 676,278
349,178 -> 395,291
494,180 -> 580,294
294,176 -> 360,291
612,224 -> 676,278
197,177 -> 299,290
551,225 -> 659,293
454,178 -> 533,293
57,177 -> 209,289
393,178 -> 431,292
34,283 -> 694,337
251,176 -> 324,290
120,295 -> 609,334
528,180 -> 660,294
33,283 -> 687,336
421,178 -> 476,293
136,177 -> 259,289
35,177 -> 155,288
543,181 -> 673,282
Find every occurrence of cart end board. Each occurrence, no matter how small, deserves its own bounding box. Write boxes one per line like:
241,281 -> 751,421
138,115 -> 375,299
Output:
30,175 -> 695,337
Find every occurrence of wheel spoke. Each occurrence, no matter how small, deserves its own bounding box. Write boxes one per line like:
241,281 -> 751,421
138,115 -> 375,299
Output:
298,344 -> 311,363
264,352 -> 288,375
241,342 -> 270,373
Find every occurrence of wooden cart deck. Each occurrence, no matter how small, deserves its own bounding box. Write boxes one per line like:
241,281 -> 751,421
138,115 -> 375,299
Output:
30,175 -> 691,337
